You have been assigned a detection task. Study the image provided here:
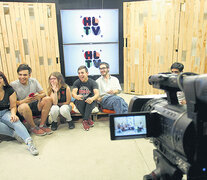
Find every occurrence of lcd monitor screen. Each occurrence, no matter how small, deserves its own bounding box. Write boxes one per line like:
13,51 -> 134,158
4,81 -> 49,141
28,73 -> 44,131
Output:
60,9 -> 119,44
110,113 -> 148,140
63,43 -> 119,76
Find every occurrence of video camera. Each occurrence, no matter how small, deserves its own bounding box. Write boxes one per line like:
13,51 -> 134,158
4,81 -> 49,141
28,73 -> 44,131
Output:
109,73 -> 207,180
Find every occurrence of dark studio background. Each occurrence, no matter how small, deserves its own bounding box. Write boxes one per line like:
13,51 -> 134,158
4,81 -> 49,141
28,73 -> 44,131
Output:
1,0 -> 142,86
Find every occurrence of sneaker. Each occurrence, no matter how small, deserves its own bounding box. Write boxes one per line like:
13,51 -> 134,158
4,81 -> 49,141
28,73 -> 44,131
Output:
27,140 -> 39,156
87,119 -> 94,127
82,120 -> 90,131
68,121 -> 75,129
40,125 -> 53,135
51,122 -> 58,131
31,127 -> 46,136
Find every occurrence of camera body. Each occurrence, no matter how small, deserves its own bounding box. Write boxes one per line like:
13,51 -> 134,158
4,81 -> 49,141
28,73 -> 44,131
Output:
109,73 -> 207,180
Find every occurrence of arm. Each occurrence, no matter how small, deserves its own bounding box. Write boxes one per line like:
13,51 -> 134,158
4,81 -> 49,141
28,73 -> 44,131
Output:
85,89 -> 99,104
58,86 -> 71,106
17,90 -> 46,105
9,92 -> 19,122
72,88 -> 83,100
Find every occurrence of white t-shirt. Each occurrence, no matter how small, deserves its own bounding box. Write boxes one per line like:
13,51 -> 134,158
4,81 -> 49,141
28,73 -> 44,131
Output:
96,75 -> 122,96
10,78 -> 43,100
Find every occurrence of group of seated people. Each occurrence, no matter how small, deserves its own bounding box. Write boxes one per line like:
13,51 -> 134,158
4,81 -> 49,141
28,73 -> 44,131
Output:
0,62 -> 128,156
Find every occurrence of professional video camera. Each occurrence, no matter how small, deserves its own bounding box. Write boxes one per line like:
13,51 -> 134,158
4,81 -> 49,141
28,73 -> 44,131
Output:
109,73 -> 207,180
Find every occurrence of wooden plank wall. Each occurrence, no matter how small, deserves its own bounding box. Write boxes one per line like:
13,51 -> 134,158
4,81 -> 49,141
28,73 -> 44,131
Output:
176,0 -> 207,73
124,0 -> 207,95
0,2 -> 60,92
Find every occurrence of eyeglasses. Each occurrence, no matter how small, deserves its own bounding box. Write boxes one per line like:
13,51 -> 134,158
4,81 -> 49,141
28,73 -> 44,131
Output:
99,67 -> 107,70
49,78 -> 57,81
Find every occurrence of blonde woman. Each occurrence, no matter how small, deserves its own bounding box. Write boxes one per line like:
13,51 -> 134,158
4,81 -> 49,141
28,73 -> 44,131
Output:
48,72 -> 74,130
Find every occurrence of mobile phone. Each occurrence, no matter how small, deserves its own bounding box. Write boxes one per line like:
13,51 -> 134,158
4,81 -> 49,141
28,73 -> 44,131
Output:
29,93 -> 35,97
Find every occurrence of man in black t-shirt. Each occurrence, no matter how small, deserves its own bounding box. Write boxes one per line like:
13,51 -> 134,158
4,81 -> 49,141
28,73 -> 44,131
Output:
72,66 -> 99,131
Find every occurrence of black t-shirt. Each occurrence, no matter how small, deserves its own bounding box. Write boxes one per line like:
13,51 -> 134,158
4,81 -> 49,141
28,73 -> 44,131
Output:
73,78 -> 98,99
0,86 -> 14,110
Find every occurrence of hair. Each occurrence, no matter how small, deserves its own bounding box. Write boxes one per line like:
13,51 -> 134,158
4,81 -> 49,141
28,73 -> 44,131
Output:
78,65 -> 88,73
99,62 -> 109,68
47,72 -> 67,96
17,64 -> 32,74
170,62 -> 184,72
0,71 -> 10,88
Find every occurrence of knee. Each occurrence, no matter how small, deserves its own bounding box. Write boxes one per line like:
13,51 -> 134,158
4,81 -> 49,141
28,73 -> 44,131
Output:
42,96 -> 53,106
50,105 -> 60,115
18,103 -> 31,114
60,105 -> 71,116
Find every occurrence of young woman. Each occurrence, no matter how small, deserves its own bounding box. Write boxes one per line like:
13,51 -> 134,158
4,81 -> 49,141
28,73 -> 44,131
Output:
48,72 -> 74,130
0,71 -> 38,156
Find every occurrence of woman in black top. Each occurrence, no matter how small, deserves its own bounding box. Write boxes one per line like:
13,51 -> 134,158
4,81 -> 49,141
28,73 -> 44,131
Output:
48,72 -> 74,130
0,71 -> 38,155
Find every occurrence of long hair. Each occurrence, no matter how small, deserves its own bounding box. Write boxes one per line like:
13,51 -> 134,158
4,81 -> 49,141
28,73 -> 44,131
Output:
0,71 -> 10,88
48,72 -> 67,96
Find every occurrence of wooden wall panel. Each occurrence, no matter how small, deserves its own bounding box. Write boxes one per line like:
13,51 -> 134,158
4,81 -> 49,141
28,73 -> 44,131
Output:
124,1 -> 179,95
0,2 -> 60,92
176,0 -> 207,74
124,0 -> 207,95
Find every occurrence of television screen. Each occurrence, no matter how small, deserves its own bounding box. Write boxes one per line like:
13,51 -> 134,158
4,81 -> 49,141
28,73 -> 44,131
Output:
63,43 -> 119,76
60,9 -> 119,44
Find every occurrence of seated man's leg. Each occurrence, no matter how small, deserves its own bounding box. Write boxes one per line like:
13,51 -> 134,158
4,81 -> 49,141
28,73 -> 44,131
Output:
18,103 -> 36,128
101,95 -> 128,114
74,100 -> 86,117
38,96 -> 52,126
84,101 -> 96,120
18,102 -> 46,136
84,101 -> 96,127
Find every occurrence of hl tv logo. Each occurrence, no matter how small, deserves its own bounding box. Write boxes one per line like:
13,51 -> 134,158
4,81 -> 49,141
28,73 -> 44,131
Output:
82,16 -> 101,36
84,50 -> 101,68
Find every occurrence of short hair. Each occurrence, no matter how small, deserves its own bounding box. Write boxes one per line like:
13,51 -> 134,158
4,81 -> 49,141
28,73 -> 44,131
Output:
170,62 -> 184,72
17,64 -> 32,74
99,62 -> 109,68
0,71 -> 10,87
78,65 -> 88,73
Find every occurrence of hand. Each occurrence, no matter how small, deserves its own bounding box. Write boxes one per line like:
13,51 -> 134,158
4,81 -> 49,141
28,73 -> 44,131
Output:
85,97 -> 93,104
51,84 -> 59,93
76,95 -> 84,101
33,93 -> 42,101
107,90 -> 115,95
10,114 -> 19,122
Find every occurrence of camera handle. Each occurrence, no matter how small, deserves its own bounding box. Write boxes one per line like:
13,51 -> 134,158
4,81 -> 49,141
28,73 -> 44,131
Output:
143,149 -> 183,180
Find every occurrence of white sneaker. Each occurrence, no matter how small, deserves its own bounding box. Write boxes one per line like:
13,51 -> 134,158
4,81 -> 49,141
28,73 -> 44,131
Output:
27,140 -> 39,156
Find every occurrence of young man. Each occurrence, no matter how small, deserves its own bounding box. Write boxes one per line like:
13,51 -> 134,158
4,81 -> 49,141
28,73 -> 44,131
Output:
96,62 -> 128,114
10,64 -> 53,136
170,62 -> 186,105
72,65 -> 99,131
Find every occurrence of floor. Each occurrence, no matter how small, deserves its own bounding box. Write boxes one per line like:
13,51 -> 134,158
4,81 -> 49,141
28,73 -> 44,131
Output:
0,93 -> 156,180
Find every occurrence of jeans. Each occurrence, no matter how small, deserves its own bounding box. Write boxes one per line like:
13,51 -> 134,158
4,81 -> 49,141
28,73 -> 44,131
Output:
0,109 -> 31,143
50,105 -> 72,122
74,100 -> 96,120
100,95 -> 128,114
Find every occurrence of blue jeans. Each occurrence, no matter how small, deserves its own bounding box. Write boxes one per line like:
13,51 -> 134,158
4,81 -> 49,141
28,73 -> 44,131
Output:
0,109 -> 31,142
100,95 -> 128,114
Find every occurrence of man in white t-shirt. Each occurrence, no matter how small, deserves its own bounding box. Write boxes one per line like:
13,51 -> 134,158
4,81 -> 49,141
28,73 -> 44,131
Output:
96,62 -> 128,114
10,64 -> 53,136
